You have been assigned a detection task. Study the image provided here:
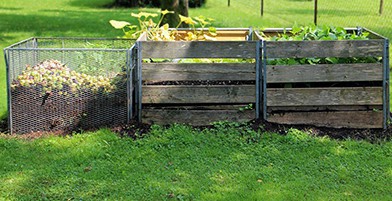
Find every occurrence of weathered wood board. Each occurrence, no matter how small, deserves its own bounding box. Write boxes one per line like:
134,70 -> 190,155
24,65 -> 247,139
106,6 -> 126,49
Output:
267,111 -> 383,128
142,85 -> 255,104
267,63 -> 383,83
175,30 -> 250,41
142,107 -> 254,126
141,41 -> 257,58
267,87 -> 383,107
265,40 -> 384,58
143,63 -> 255,81
268,105 -> 383,112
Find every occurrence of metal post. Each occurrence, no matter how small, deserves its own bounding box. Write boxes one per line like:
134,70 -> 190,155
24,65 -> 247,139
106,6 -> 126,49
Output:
314,0 -> 318,25
383,39 -> 390,129
262,40 -> 268,120
136,41 -> 143,123
256,41 -> 261,119
4,49 -> 12,134
261,0 -> 264,16
379,0 -> 384,15
247,27 -> 253,41
33,38 -> 38,65
127,47 -> 133,123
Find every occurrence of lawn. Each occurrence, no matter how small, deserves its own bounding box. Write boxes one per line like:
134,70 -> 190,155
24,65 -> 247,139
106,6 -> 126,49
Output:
1,124 -> 391,200
1,0 -> 392,200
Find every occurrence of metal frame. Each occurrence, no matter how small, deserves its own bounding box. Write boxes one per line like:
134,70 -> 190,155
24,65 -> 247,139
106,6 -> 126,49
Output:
3,48 -> 12,134
255,40 -> 261,118
261,39 -> 268,121
127,46 -> 133,123
383,39 -> 390,129
136,41 -> 143,123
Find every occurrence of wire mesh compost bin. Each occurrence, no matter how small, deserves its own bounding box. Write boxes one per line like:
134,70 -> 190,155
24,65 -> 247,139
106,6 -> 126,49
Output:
4,38 -> 134,134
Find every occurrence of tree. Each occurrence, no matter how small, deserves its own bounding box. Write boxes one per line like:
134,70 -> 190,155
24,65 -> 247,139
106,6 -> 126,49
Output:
160,0 -> 189,28
114,0 -> 138,7
379,0 -> 384,15
113,0 -> 161,7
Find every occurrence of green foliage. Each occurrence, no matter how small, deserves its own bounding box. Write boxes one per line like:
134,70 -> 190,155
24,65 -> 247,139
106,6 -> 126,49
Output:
262,25 -> 382,65
110,10 -> 216,41
239,103 -> 253,112
267,24 -> 370,41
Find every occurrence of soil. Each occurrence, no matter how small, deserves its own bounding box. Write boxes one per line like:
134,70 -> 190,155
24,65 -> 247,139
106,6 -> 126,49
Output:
2,116 -> 391,143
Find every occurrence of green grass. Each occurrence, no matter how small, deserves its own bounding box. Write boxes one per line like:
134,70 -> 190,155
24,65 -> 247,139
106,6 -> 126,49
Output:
0,0 -> 392,118
0,124 -> 391,200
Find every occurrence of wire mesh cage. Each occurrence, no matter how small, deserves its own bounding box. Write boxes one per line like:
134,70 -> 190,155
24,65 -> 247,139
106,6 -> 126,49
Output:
4,37 -> 135,134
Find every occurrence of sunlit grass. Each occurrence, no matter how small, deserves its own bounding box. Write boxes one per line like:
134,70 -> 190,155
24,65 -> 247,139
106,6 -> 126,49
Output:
0,125 -> 391,200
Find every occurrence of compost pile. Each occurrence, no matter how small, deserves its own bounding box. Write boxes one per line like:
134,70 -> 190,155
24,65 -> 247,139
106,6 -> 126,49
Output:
10,60 -> 127,134
11,59 -> 117,95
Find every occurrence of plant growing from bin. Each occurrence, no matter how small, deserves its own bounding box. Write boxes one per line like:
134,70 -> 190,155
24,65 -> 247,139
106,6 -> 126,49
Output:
262,24 -> 381,65
109,10 -> 217,41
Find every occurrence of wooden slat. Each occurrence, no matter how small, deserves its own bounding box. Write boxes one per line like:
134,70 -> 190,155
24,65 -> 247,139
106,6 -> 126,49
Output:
265,40 -> 384,58
142,85 -> 255,104
143,63 -> 255,81
142,108 -> 254,126
175,31 -> 249,41
143,104 -> 255,110
141,41 -> 257,58
267,63 -> 383,83
267,111 -> 383,128
267,87 -> 383,106
268,105 -> 383,112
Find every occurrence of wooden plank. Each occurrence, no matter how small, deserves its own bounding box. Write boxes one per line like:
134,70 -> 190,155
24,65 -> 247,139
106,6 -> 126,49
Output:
175,30 -> 249,41
142,108 -> 254,126
142,85 -> 255,104
268,105 -> 383,112
267,87 -> 383,106
267,63 -> 383,83
267,111 -> 383,128
141,41 -> 257,58
265,40 -> 384,58
143,104 -> 255,110
143,63 -> 255,81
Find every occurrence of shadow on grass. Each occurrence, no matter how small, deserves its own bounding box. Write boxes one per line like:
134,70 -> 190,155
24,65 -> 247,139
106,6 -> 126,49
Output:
68,0 -> 115,8
0,6 -> 22,11
280,8 -> 370,17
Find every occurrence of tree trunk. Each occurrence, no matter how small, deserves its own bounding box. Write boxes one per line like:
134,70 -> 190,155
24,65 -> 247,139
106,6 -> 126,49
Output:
114,0 -> 139,7
379,0 -> 384,15
160,0 -> 189,28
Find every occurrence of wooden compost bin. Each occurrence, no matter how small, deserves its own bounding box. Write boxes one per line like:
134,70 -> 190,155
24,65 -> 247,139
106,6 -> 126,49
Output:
257,28 -> 390,129
134,29 -> 258,125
